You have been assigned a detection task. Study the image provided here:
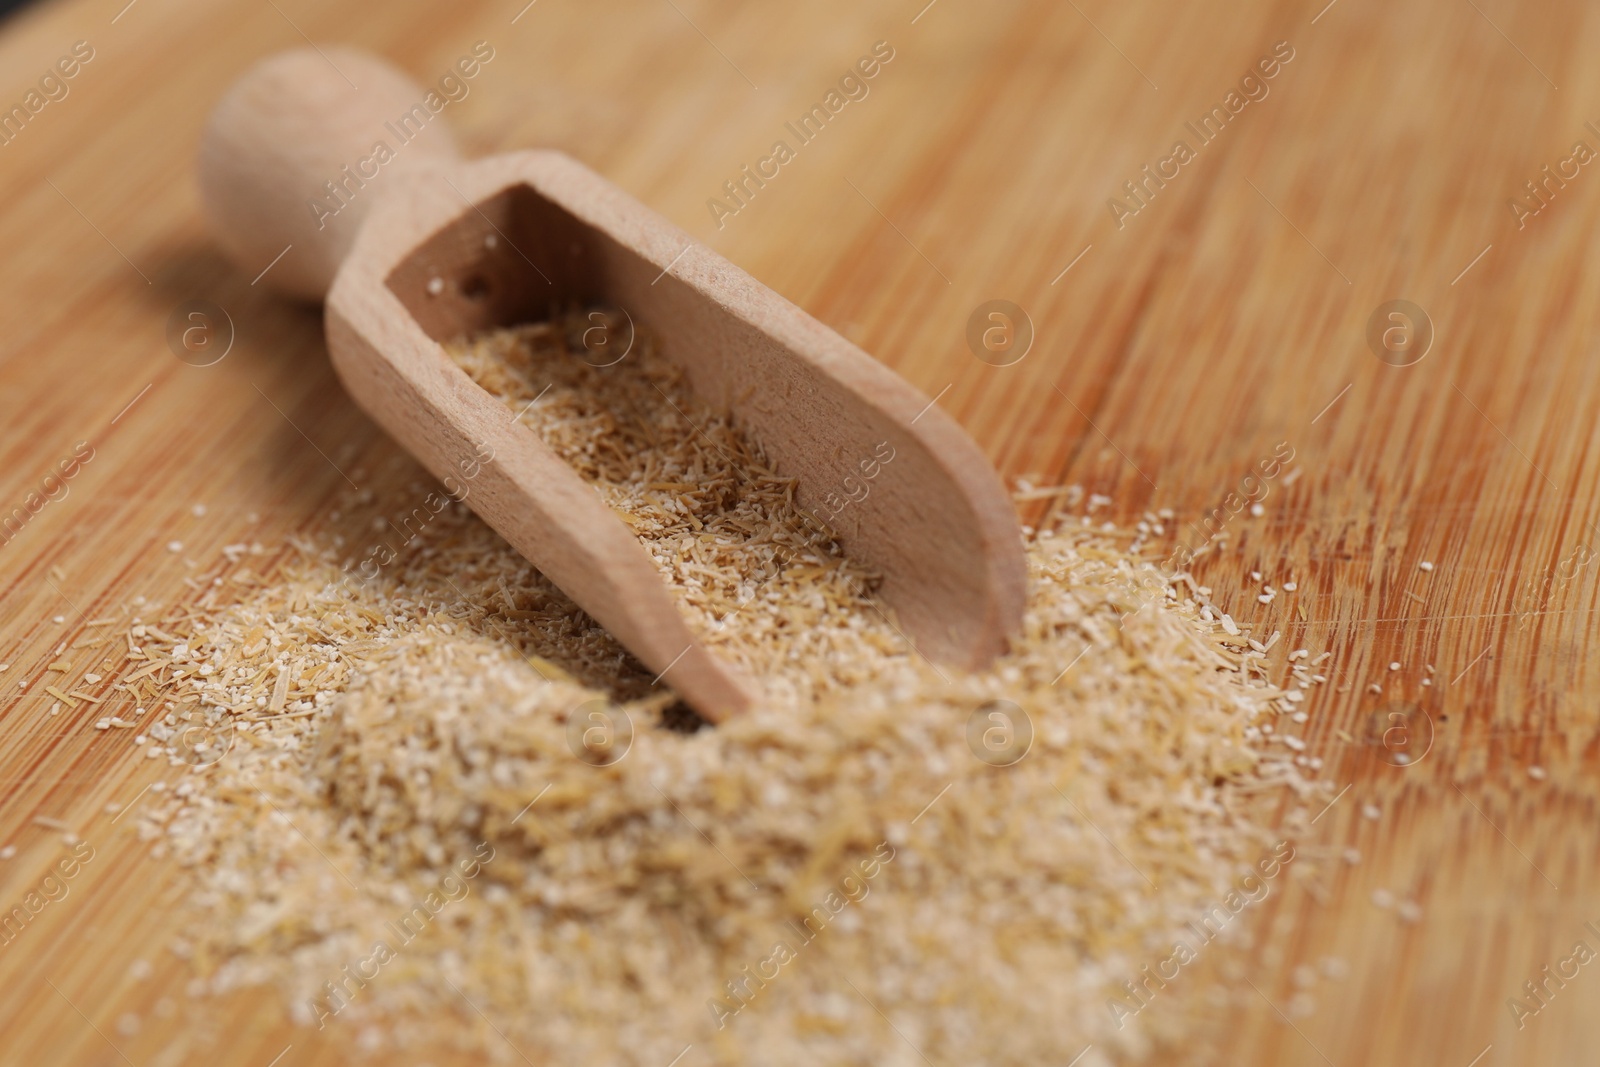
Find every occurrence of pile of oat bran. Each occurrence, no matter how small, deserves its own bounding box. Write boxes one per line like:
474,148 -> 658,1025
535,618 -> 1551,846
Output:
125,310 -> 1328,1065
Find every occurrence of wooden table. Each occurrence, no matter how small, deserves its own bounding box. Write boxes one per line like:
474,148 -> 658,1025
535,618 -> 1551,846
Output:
1,0 -> 1594,1063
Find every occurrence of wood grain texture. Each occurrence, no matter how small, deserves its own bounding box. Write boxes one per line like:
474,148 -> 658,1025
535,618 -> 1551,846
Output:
0,0 -> 1596,1063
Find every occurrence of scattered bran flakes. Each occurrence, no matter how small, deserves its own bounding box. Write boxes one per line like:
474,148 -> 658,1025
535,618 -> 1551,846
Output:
121,310 -> 1329,1064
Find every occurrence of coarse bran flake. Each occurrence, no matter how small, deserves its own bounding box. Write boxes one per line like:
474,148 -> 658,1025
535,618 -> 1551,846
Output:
121,309 -> 1327,1064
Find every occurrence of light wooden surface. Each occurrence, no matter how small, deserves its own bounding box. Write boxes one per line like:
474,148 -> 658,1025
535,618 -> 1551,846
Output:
0,0 -> 1596,1063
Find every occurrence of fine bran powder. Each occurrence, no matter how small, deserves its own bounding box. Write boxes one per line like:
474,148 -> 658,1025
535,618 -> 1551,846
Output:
123,310 -> 1329,1064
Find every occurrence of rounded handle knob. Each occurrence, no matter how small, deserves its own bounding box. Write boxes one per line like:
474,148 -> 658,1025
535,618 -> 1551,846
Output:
197,47 -> 461,301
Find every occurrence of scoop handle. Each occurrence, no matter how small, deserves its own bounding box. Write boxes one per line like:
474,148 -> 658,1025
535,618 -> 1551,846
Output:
197,48 -> 461,301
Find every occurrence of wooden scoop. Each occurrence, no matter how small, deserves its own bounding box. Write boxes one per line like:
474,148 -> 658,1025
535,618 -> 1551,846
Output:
197,47 -> 1025,720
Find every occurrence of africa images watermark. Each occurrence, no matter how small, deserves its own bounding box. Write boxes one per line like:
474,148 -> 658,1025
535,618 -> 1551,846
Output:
1107,840 -> 1296,1029
1107,40 -> 1296,229
1049,439 -> 1297,640
0,39 -> 95,149
1,439 -> 96,548
1170,441 -> 1296,566
0,840 -> 97,952
706,40 -> 897,229
338,439 -> 495,591
1513,532 -> 1596,628
1505,920 -> 1600,1031
706,841 -> 896,1029
1507,120 -> 1600,231
803,440 -> 896,536
301,841 -> 497,1029
307,41 -> 497,231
